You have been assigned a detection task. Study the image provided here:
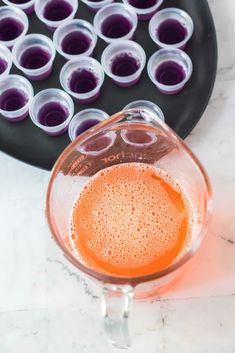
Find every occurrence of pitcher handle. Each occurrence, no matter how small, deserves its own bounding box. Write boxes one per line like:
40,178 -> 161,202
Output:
102,283 -> 134,349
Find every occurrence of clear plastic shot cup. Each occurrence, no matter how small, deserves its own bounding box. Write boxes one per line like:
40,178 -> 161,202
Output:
29,88 -> 74,136
149,8 -> 194,49
122,0 -> 164,21
78,130 -> 117,156
68,108 -> 109,141
81,0 -> 114,13
123,100 -> 165,121
53,19 -> 97,60
101,40 -> 146,87
0,6 -> 29,49
121,100 -> 164,147
2,0 -> 35,14
12,33 -> 56,81
60,57 -> 105,103
0,43 -> 12,78
35,0 -> 78,32
147,48 -> 193,95
0,74 -> 34,122
121,128 -> 157,148
93,3 -> 138,44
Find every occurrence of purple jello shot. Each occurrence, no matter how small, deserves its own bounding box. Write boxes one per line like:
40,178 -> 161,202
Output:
53,19 -> 97,60
2,0 -> 35,14
122,0 -> 164,21
29,88 -> 74,136
68,108 -> 109,141
81,0 -> 114,13
0,44 -> 12,78
0,6 -> 28,49
147,49 -> 193,95
101,40 -> 146,87
60,57 -> 105,104
149,8 -> 194,50
0,75 -> 34,122
35,0 -> 78,32
12,34 -> 56,80
93,3 -> 138,44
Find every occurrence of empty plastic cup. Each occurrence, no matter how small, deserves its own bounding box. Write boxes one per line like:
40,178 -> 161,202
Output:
123,100 -> 165,121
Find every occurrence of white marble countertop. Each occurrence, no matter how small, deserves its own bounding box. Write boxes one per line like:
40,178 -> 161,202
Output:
1,1 -> 235,352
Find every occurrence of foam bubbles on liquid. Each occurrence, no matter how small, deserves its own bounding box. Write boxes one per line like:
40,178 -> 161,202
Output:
69,163 -> 199,277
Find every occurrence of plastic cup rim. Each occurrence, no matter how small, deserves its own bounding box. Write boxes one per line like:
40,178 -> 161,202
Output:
123,100 -> 165,122
149,7 -> 194,49
147,48 -> 193,92
122,0 -> 164,15
68,108 -> 109,141
34,0 -> 78,29
29,88 -> 74,132
12,33 -> 56,76
93,3 -> 138,43
0,43 -> 12,78
78,130 -> 117,156
2,0 -> 35,10
53,19 -> 97,60
121,129 -> 158,147
101,39 -> 146,83
0,74 -> 34,115
81,0 -> 113,7
60,57 -> 105,99
0,6 -> 29,48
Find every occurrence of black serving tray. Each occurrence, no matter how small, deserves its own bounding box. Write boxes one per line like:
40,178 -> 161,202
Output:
0,0 -> 217,170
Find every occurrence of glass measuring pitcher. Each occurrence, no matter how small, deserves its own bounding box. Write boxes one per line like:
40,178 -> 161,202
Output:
46,108 -> 212,349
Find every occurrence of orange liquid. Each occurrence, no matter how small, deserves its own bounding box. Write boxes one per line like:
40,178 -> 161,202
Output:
70,163 -> 192,277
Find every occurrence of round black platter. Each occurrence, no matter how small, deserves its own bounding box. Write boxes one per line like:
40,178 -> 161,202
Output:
0,0 -> 217,170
